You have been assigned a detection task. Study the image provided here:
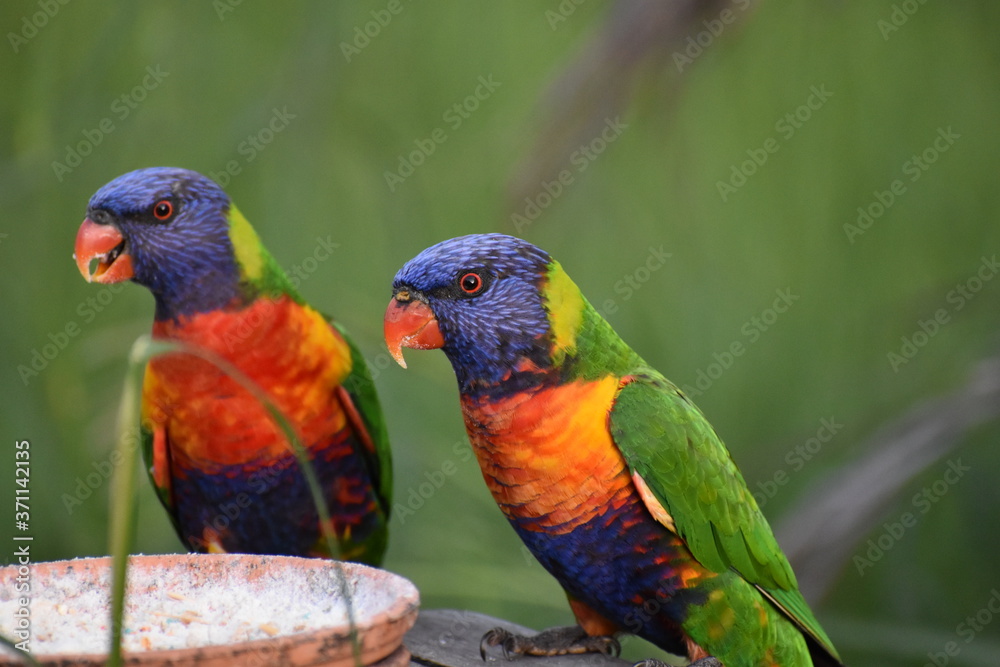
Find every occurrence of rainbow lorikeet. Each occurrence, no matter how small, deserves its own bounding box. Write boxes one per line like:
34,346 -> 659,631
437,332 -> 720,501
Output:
74,167 -> 391,565
383,234 -> 843,667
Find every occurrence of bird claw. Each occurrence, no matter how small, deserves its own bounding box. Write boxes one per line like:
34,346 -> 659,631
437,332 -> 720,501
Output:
480,626 -> 620,661
587,636 -> 621,657
480,627 -> 516,661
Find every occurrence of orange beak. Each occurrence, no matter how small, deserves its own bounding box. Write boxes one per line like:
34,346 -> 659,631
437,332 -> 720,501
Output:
74,217 -> 133,283
383,296 -> 444,369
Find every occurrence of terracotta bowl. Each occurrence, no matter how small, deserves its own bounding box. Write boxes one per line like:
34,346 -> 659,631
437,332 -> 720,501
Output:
0,554 -> 419,667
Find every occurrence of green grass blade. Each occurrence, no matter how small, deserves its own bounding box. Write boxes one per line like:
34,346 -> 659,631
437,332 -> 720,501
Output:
0,634 -> 40,666
107,336 -> 167,667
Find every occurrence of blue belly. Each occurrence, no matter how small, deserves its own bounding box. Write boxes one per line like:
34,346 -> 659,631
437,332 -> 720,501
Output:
169,433 -> 382,560
509,492 -> 709,657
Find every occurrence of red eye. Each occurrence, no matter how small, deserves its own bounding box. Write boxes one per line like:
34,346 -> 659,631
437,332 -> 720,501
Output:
153,200 -> 173,220
460,272 -> 483,294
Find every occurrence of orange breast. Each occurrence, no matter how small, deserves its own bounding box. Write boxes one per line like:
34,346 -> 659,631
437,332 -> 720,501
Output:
141,297 -> 351,468
461,377 -> 634,534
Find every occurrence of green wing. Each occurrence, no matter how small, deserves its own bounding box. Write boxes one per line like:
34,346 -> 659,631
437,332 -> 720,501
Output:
609,370 -> 840,660
139,421 -> 163,504
333,320 -> 393,517
138,386 -> 187,544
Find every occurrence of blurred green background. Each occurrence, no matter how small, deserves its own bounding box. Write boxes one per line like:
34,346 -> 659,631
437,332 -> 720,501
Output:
2,2 -> 999,665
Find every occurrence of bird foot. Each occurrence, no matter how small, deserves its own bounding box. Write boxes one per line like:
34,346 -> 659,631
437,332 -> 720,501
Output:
480,625 -> 620,660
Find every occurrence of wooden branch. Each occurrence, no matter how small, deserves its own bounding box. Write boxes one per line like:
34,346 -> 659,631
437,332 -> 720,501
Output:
406,610 -> 629,667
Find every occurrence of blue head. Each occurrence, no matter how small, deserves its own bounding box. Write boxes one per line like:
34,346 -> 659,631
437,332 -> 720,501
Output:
75,167 -> 244,321
385,234 -> 568,395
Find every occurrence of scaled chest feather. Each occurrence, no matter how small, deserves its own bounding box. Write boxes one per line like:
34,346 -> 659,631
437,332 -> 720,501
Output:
460,377 -> 635,534
142,296 -> 351,467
